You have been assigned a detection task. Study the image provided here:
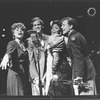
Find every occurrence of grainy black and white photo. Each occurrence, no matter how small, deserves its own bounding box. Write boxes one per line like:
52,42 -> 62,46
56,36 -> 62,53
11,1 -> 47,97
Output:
0,0 -> 100,99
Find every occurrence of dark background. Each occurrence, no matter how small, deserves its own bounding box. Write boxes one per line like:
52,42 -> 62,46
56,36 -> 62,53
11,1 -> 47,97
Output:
0,1 -> 100,96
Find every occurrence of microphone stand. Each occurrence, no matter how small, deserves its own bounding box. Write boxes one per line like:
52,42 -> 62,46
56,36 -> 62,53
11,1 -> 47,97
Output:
36,38 -> 43,96
28,30 -> 43,95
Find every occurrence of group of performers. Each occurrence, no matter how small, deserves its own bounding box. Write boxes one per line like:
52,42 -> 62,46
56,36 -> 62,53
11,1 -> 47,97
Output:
0,16 -> 97,96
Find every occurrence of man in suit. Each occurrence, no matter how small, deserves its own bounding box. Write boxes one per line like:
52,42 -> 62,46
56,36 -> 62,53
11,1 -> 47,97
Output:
61,17 -> 97,95
25,17 -> 49,95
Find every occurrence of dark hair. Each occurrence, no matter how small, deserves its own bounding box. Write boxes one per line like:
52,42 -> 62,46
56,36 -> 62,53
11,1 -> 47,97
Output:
50,20 -> 62,34
31,17 -> 44,27
61,17 -> 78,29
50,20 -> 61,27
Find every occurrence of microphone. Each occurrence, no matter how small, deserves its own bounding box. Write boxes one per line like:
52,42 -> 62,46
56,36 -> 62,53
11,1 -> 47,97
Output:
27,30 -> 38,41
27,29 -> 37,35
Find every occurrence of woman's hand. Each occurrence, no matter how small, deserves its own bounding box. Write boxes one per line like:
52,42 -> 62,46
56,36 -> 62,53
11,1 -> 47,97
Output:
52,74 -> 59,81
0,54 -> 9,70
67,57 -> 72,66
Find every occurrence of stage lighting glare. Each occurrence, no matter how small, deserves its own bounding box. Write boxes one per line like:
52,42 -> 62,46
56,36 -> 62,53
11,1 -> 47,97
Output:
3,29 -> 5,31
2,34 -> 5,37
87,7 -> 96,17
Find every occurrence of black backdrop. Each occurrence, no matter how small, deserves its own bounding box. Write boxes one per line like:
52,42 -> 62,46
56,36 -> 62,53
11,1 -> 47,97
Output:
0,1 -> 100,95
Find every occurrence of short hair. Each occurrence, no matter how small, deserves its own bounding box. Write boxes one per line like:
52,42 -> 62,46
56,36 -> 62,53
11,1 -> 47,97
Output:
31,17 -> 44,27
50,20 -> 61,28
61,17 -> 78,29
11,22 -> 26,33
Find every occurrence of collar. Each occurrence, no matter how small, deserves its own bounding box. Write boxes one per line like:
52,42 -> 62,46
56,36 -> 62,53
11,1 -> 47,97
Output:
68,30 -> 78,38
68,29 -> 74,37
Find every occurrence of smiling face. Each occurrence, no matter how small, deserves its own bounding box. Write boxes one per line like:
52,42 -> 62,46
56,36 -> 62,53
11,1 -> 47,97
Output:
13,27 -> 24,39
32,20 -> 42,33
61,20 -> 72,35
51,24 -> 60,35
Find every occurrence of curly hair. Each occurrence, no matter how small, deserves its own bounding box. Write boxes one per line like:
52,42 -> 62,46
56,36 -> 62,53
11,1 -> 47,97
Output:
50,20 -> 61,28
11,22 -> 26,33
11,22 -> 26,39
50,20 -> 62,35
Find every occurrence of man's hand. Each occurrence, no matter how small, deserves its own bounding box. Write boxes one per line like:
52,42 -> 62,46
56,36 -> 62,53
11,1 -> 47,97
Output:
74,77 -> 83,84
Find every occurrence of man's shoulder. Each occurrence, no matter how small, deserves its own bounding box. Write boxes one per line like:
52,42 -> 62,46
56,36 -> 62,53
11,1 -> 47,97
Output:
73,31 -> 86,42
72,31 -> 83,38
70,30 -> 82,41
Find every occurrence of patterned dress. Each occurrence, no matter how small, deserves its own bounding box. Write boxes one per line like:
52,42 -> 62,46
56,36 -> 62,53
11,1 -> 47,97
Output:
47,34 -> 74,96
6,40 -> 29,96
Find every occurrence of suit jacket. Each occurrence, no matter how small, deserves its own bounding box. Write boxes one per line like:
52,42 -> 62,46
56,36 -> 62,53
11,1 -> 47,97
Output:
67,30 -> 96,81
25,33 -> 49,83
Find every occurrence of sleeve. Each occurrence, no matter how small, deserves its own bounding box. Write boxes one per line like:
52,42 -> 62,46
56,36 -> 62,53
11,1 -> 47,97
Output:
0,41 -> 16,69
6,41 -> 16,55
72,34 -> 85,79
80,35 -> 89,58
49,36 -> 64,49
52,52 -> 60,74
24,39 -> 28,48
74,33 -> 89,79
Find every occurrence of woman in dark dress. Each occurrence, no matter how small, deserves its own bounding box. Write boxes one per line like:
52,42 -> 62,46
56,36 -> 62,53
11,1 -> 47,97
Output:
0,22 -> 29,96
45,20 -> 74,96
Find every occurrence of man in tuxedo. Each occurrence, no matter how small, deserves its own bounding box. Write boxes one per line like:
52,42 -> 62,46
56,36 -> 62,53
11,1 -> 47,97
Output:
25,17 -> 49,95
61,17 -> 97,95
